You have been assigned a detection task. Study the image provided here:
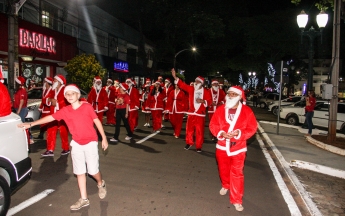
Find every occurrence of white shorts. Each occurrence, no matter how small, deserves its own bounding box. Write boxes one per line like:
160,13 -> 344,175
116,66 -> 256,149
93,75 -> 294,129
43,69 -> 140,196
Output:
70,140 -> 99,175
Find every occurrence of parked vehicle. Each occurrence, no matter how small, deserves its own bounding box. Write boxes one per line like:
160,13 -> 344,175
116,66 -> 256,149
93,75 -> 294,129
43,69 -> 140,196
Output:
259,93 -> 287,109
279,102 -> 345,134
268,96 -> 304,115
0,112 -> 32,215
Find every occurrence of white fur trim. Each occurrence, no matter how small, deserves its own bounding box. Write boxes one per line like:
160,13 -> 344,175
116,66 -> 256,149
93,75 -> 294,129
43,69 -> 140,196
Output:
229,87 -> 242,95
64,85 -> 80,95
234,129 -> 241,139
217,130 -> 226,141
44,78 -> 53,84
15,78 -> 21,84
211,80 -> 219,84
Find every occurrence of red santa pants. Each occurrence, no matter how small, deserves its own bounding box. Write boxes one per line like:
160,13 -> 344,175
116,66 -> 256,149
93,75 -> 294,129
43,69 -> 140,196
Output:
96,112 -> 104,124
185,115 -> 205,148
46,120 -> 69,151
151,110 -> 163,131
216,149 -> 246,204
169,112 -> 184,137
128,110 -> 138,132
106,103 -> 116,125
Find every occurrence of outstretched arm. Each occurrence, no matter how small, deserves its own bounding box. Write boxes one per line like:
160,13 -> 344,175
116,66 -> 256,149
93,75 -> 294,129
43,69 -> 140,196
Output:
18,115 -> 55,129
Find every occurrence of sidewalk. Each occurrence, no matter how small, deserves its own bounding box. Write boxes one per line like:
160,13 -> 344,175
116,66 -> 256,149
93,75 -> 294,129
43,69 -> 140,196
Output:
258,121 -> 345,216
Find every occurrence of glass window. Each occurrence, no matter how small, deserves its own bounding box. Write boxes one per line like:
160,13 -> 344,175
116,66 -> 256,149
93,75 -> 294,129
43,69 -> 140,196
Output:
41,1 -> 58,29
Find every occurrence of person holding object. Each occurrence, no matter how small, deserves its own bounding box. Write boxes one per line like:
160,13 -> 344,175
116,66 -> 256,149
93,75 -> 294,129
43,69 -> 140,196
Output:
209,86 -> 257,212
305,90 -> 316,136
146,80 -> 166,133
18,84 -> 108,210
171,68 -> 212,152
110,83 -> 133,142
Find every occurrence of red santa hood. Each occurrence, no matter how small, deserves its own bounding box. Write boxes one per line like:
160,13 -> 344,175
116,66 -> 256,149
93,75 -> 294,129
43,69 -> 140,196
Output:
0,82 -> 12,117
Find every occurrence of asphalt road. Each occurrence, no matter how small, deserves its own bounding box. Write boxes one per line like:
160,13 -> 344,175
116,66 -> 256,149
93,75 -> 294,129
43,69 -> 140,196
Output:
9,109 -> 296,216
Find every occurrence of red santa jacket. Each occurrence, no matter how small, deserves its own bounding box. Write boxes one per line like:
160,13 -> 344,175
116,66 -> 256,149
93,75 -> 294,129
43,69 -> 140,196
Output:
146,90 -> 166,110
166,89 -> 187,114
104,85 -> 117,105
175,79 -> 212,117
164,84 -> 174,101
140,90 -> 150,112
38,87 -> 53,114
208,87 -> 226,113
46,85 -> 68,114
209,103 -> 257,156
128,86 -> 140,112
87,87 -> 108,113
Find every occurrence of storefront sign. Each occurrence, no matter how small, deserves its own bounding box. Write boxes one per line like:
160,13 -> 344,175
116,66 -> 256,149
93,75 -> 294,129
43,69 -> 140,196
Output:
114,61 -> 129,72
19,28 -> 56,54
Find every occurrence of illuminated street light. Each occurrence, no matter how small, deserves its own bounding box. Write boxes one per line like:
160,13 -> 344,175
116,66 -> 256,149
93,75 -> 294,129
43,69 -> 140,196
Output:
173,47 -> 197,69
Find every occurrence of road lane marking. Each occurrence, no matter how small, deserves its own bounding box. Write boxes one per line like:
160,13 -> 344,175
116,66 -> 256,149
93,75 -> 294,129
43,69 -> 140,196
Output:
7,189 -> 55,216
256,133 -> 302,216
136,131 -> 160,144
257,123 -> 322,216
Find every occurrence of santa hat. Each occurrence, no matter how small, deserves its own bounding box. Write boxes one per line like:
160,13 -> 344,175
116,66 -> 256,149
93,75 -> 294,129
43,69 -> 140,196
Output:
145,78 -> 151,84
107,79 -> 113,83
114,79 -> 119,83
0,82 -> 12,117
44,77 -> 53,85
165,78 -> 171,83
125,78 -> 134,84
94,76 -> 102,82
158,76 -> 163,80
195,76 -> 204,84
211,79 -> 219,85
154,80 -> 161,85
64,84 -> 80,95
15,76 -> 25,85
54,74 -> 66,85
119,83 -> 129,92
144,84 -> 150,88
228,86 -> 246,104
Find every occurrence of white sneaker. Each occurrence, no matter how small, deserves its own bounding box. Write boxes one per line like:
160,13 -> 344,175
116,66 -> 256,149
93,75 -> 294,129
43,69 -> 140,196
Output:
219,187 -> 228,195
233,204 -> 244,211
110,138 -> 118,142
147,123 -> 150,127
144,123 -> 148,126
125,136 -> 132,140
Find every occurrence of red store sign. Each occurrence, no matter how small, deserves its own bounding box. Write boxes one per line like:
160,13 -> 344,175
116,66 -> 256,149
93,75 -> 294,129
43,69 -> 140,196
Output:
19,28 -> 56,54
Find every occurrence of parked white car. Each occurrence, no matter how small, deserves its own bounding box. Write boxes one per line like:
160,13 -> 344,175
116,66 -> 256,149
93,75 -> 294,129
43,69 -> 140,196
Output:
268,96 -> 304,115
279,102 -> 345,134
0,112 -> 32,215
259,93 -> 287,109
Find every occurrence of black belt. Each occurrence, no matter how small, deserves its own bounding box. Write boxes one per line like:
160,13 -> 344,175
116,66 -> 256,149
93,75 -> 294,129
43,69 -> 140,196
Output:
230,142 -> 236,147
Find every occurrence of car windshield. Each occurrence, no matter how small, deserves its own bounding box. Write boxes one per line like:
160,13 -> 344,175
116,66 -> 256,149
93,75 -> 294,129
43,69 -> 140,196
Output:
27,89 -> 42,99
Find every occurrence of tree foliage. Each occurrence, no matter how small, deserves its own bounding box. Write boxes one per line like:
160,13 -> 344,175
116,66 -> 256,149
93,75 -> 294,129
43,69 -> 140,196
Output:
64,54 -> 106,92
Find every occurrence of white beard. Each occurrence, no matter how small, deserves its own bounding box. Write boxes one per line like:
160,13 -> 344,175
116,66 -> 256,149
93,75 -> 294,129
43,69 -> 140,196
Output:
212,86 -> 219,91
114,83 -> 119,87
95,84 -> 102,91
43,84 -> 46,91
194,83 -> 202,90
225,95 -> 241,109
52,82 -> 58,90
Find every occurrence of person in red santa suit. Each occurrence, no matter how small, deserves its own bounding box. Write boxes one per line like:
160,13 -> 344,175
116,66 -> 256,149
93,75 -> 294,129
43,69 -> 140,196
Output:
171,69 -> 212,152
163,78 -> 174,122
146,81 -> 166,133
42,75 -> 70,156
208,79 -> 226,140
125,78 -> 140,132
165,84 -> 186,138
35,77 -> 54,139
209,86 -> 257,212
0,81 -> 12,117
140,83 -> 151,127
104,79 -> 117,126
87,76 -> 108,123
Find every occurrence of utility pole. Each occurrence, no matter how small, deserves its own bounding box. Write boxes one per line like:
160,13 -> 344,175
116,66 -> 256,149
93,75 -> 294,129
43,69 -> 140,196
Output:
327,0 -> 341,142
7,0 -> 26,98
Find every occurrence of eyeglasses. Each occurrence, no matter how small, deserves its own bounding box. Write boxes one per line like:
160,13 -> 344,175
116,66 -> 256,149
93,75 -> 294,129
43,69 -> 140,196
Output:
227,92 -> 240,97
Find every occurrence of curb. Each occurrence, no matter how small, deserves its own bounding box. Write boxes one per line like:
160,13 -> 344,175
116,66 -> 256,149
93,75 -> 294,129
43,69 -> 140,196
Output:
306,136 -> 345,156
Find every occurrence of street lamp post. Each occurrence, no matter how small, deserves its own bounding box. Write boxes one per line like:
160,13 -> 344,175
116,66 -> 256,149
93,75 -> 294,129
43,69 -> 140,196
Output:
173,47 -> 196,69
248,71 -> 256,91
297,10 -> 328,91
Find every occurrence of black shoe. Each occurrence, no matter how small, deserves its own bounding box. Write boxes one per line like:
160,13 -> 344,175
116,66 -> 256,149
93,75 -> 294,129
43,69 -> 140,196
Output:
184,144 -> 191,150
34,135 -> 44,139
61,150 -> 70,155
41,150 -> 54,157
196,149 -> 202,153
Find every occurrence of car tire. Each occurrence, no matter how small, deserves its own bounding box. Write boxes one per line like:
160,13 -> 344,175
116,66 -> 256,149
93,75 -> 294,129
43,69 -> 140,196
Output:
0,175 -> 11,216
286,115 -> 299,125
260,103 -> 266,109
272,107 -> 278,115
